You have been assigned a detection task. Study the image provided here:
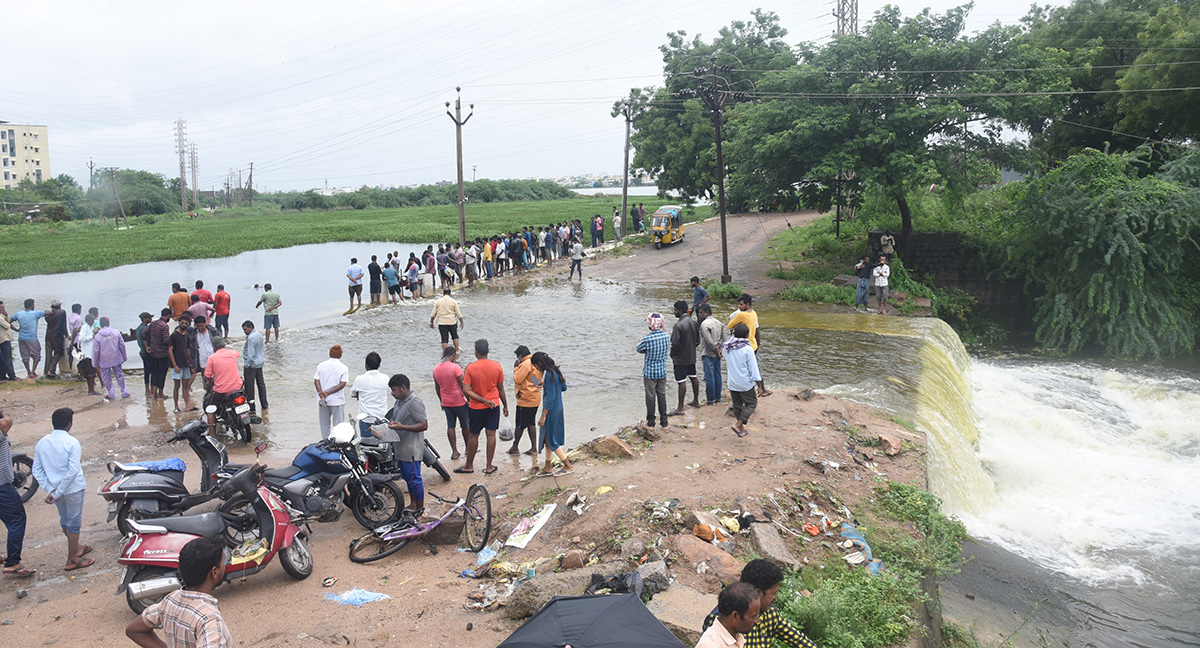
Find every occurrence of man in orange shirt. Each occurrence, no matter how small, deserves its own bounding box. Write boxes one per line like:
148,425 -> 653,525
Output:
508,345 -> 541,456
458,339 -> 507,475
203,337 -> 242,428
167,283 -> 191,321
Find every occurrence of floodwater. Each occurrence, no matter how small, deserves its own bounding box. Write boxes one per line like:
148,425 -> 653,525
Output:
3,240 -> 1196,646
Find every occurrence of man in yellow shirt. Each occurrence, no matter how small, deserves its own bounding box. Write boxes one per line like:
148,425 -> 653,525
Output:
727,294 -> 771,397
429,289 -> 465,353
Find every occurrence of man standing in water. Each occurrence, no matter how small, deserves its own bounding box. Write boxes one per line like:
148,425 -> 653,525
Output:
367,255 -> 383,306
213,284 -> 232,338
347,258 -> 365,311
429,288 -> 465,353
459,339 -> 507,476
255,283 -> 282,343
314,345 -> 349,440
728,294 -> 771,398
241,321 -> 268,414
854,255 -> 873,311
637,313 -> 671,431
569,237 -> 585,280
669,300 -> 701,415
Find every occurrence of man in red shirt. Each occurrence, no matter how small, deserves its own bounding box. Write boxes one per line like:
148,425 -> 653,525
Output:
213,285 -> 232,338
432,347 -> 469,461
203,337 -> 242,427
458,339 -> 507,475
191,280 -> 214,306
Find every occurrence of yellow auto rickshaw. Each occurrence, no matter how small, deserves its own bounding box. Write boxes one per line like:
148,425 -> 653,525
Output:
649,205 -> 685,249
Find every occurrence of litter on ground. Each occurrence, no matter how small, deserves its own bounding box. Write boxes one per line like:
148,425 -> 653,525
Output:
324,588 -> 391,606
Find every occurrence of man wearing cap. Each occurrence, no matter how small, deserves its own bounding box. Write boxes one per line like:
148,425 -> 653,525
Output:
314,345 -> 349,440
458,339 -> 508,475
509,345 -> 541,457
203,337 -> 242,428
92,317 -> 130,400
637,313 -> 671,431
0,301 -> 18,382
12,300 -> 45,379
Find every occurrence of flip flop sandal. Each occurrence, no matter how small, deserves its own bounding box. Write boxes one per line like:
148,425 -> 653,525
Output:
65,557 -> 94,571
535,470 -> 556,478
506,448 -> 521,455
3,566 -> 36,577
453,467 -> 475,474
734,428 -> 749,438
78,545 -> 94,557
483,466 -> 499,475
554,468 -> 575,476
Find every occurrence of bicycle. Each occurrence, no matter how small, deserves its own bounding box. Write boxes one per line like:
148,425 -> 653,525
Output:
348,483 -> 492,563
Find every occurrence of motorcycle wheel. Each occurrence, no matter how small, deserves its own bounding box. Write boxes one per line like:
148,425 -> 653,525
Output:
462,483 -> 493,553
350,480 -> 404,529
279,532 -> 313,580
126,566 -> 176,615
116,501 -> 159,537
348,519 -> 416,563
218,496 -> 262,546
654,240 -> 662,250
11,455 -> 38,503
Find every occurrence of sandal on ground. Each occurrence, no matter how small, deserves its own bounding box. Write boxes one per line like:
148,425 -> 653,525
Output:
77,545 -> 94,558
65,557 -> 94,571
483,466 -> 499,475
3,566 -> 36,577
554,467 -> 575,476
453,467 -> 475,474
506,448 -> 521,455
734,427 -> 749,438
523,449 -> 538,456
535,470 -> 556,478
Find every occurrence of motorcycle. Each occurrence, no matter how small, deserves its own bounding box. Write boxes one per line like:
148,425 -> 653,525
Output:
356,414 -> 452,483
97,419 -> 236,535
116,463 -> 312,614
11,452 -> 37,503
205,388 -> 260,442
219,422 -> 404,531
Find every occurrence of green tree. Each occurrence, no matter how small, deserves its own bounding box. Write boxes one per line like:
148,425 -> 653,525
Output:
1115,2 -> 1200,141
94,169 -> 176,217
1010,148 -> 1199,359
727,4 -> 1070,241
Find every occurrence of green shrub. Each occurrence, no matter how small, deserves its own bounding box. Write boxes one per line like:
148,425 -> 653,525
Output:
702,279 -> 744,300
780,283 -> 855,305
775,565 -> 921,648
875,483 -> 967,576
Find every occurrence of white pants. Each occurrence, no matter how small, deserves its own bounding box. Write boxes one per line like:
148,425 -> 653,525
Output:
318,403 -> 345,439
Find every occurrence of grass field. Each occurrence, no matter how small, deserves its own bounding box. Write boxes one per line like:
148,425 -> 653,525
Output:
0,198 -> 704,279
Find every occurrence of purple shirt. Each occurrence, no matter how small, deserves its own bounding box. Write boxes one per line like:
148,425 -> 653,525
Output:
92,326 -> 128,368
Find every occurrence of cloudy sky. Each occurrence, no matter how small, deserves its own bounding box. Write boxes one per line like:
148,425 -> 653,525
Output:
6,0 -> 1052,192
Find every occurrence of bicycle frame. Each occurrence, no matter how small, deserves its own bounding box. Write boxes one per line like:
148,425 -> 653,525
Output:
378,492 -> 468,542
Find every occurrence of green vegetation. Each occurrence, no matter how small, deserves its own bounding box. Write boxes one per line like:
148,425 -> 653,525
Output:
775,481 -> 967,648
780,283 -> 855,306
0,197 -> 628,279
701,279 -> 743,300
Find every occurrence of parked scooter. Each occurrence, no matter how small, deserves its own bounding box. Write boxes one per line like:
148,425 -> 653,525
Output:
97,419 -> 235,535
356,414 -> 452,483
117,463 -> 312,614
219,422 -> 404,530
205,388 -> 260,442
10,452 -> 37,503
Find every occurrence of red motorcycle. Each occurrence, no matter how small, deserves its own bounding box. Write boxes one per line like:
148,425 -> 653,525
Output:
115,463 -> 313,614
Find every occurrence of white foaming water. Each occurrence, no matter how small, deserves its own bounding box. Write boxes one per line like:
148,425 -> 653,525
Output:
961,361 -> 1200,586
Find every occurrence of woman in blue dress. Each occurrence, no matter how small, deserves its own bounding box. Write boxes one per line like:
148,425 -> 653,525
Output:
532,352 -> 574,477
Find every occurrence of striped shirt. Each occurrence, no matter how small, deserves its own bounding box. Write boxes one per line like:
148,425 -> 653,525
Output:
141,589 -> 233,648
636,330 -> 670,380
703,605 -> 818,648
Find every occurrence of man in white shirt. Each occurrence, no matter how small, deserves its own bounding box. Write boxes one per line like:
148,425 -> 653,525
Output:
314,345 -> 350,439
350,352 -> 390,438
872,255 -> 891,315
346,258 -> 365,311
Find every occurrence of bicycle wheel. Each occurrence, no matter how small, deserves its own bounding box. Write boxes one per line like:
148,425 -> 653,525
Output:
348,525 -> 412,564
462,483 -> 492,553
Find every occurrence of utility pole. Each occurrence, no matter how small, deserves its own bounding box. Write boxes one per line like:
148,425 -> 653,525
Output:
174,119 -> 188,213
237,169 -> 243,207
445,86 -> 473,248
678,56 -> 746,284
189,144 -> 199,215
246,163 -> 253,207
834,0 -> 859,35
86,159 -> 95,222
619,90 -> 634,240
109,169 -> 128,229
472,165 -> 477,182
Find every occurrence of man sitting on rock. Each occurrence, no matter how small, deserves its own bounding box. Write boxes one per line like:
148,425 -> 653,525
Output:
702,559 -> 818,648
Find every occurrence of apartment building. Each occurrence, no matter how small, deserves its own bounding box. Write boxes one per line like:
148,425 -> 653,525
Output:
1,121 -> 50,189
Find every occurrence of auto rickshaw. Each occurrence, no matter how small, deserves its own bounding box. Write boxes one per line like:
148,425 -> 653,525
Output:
649,205 -> 685,249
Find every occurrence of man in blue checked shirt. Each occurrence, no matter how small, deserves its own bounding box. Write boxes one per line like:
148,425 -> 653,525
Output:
636,312 -> 671,431
31,407 -> 94,571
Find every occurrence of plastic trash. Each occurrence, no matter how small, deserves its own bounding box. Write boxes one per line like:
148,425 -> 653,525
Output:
324,588 -> 391,606
595,486 -> 613,496
505,504 -> 556,549
585,571 -> 643,598
322,577 -> 338,588
498,416 -> 514,442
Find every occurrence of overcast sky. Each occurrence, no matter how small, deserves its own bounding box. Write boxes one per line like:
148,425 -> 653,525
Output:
6,0 -> 1054,192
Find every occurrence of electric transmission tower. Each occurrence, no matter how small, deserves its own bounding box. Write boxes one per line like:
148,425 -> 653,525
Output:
175,119 -> 188,212
189,143 -> 199,213
834,0 -> 858,35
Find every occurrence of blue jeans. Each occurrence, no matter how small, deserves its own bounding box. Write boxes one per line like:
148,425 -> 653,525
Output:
702,355 -> 722,404
0,482 -> 27,567
855,278 -> 870,306
484,260 -> 493,279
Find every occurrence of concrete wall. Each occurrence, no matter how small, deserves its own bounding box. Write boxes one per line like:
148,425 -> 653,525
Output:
904,232 -> 1030,328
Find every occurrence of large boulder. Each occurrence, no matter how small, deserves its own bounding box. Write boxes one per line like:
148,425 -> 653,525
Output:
646,584 -> 714,645
832,274 -> 859,287
672,534 -> 744,585
507,565 -> 612,619
637,560 -> 671,597
878,433 -> 903,456
748,522 -> 800,569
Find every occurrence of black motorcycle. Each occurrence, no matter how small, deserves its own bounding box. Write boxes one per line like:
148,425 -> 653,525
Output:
205,389 -> 260,442
11,452 -> 37,503
357,414 -> 451,483
97,419 -> 233,535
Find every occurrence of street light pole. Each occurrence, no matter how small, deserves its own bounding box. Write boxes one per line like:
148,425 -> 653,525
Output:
445,87 -> 473,248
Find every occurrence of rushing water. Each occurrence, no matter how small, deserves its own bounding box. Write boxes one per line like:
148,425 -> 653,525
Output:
2,241 -> 1196,646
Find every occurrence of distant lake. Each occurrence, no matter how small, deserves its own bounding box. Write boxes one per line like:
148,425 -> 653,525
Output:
569,185 -> 710,205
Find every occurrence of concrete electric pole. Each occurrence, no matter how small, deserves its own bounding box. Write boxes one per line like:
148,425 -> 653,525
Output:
445,87 -> 473,248
86,159 -> 95,222
174,119 -> 188,213
189,144 -> 199,214
619,90 -> 635,240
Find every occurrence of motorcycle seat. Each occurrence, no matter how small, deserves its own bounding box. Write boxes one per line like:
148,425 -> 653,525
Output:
264,465 -> 302,480
223,462 -> 250,472
138,512 -> 227,537
359,437 -> 381,447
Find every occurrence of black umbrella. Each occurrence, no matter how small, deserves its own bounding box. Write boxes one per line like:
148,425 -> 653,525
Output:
499,594 -> 685,648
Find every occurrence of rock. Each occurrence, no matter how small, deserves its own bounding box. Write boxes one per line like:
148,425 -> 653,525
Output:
561,549 -> 585,570
684,509 -> 723,531
748,521 -> 800,569
673,534 -> 744,584
878,433 -> 903,456
646,584 -> 713,645
620,537 -> 646,560
570,536 -> 581,544
508,566 -> 611,618
426,513 -> 465,545
831,274 -> 858,287
16,589 -> 28,599
636,425 -> 661,442
592,435 -> 637,459
637,560 -> 671,598
800,387 -> 815,400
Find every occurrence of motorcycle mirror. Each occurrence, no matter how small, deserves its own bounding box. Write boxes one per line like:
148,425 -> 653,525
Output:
205,405 -> 217,414
254,442 -> 268,455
